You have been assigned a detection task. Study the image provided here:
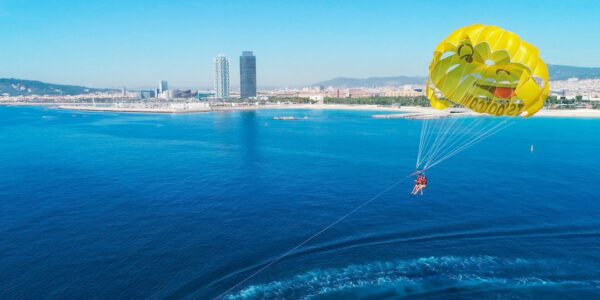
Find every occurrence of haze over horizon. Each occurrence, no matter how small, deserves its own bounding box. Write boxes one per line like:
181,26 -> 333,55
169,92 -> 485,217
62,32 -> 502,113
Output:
2,0 -> 600,89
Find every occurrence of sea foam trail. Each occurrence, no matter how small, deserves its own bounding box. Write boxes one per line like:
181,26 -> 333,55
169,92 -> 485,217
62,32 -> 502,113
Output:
224,256 -> 599,300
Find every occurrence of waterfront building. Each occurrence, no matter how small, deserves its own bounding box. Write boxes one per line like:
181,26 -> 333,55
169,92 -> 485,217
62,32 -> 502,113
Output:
158,80 -> 168,94
214,55 -> 230,99
174,89 -> 193,98
138,90 -> 154,99
166,90 -> 174,99
240,51 -> 256,98
196,91 -> 213,100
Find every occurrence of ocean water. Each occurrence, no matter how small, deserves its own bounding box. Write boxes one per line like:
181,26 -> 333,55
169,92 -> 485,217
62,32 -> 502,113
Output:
1,106 -> 599,299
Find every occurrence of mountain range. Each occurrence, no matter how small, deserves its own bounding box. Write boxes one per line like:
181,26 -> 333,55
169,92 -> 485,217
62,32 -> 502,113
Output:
314,75 -> 427,88
2,64 -> 600,96
0,78 -> 114,96
313,64 -> 600,88
547,64 -> 600,80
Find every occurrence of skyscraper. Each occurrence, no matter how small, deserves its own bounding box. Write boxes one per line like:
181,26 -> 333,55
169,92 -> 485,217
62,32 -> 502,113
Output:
240,51 -> 256,98
214,55 -> 230,99
158,80 -> 168,94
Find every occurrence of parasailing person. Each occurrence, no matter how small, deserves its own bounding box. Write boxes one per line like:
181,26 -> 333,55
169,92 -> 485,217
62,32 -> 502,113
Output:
412,24 -> 549,193
411,171 -> 428,195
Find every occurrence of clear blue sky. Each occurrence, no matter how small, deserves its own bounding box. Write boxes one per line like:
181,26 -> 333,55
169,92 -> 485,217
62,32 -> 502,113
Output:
1,0 -> 599,89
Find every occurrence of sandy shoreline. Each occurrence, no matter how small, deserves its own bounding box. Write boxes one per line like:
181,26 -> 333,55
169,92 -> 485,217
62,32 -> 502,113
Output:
57,105 -> 211,114
533,109 -> 600,118
211,104 -> 438,113
209,104 -> 600,118
2,102 -> 600,118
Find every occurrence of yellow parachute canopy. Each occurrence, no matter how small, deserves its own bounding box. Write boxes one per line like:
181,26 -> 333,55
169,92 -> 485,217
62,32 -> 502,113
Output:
427,24 -> 549,117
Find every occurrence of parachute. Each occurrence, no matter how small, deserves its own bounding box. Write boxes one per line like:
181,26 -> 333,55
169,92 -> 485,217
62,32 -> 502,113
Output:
416,24 -> 548,171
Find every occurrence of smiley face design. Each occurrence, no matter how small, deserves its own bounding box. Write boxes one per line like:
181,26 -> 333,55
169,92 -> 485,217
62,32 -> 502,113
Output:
427,25 -> 549,117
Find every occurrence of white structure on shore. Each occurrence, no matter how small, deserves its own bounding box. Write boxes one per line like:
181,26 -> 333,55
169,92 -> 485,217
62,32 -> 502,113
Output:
214,55 -> 230,99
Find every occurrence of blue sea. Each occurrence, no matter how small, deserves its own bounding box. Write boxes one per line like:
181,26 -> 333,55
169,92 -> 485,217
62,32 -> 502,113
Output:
1,106 -> 599,299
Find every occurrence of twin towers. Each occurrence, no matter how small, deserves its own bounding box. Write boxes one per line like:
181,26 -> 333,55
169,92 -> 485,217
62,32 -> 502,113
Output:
214,51 -> 256,100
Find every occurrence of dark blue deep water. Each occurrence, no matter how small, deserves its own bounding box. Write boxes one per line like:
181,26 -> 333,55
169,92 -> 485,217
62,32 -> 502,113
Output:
1,106 -> 599,299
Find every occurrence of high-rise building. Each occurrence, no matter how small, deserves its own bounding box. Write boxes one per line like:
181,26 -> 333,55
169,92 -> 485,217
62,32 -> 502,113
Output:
214,55 -> 230,99
240,51 -> 256,98
159,80 -> 168,94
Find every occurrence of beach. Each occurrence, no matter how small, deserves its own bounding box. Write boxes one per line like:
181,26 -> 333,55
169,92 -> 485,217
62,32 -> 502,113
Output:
534,109 -> 600,118
48,102 -> 600,118
3,101 -> 600,118
217,104 -> 600,118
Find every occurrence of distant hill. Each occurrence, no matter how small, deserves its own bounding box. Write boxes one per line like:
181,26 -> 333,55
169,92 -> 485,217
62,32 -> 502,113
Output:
314,76 -> 427,88
314,65 -> 600,88
0,78 -> 114,96
547,64 -> 600,80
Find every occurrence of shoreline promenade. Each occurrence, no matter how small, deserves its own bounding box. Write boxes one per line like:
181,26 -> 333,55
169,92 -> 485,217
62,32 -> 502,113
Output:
2,101 -> 600,118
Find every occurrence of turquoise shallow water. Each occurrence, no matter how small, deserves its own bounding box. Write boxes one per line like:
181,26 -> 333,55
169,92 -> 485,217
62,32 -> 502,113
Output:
0,106 -> 599,299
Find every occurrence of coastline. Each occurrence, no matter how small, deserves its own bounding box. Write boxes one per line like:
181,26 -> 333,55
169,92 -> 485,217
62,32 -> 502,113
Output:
211,104 -> 438,113
57,104 -> 211,114
533,109 -> 600,118
2,102 -> 600,118
212,104 -> 600,118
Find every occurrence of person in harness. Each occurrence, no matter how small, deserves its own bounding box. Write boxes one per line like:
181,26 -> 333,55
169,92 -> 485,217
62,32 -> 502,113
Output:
412,172 -> 428,195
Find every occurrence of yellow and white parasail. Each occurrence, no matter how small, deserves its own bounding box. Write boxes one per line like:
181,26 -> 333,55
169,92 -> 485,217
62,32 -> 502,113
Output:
426,24 -> 549,117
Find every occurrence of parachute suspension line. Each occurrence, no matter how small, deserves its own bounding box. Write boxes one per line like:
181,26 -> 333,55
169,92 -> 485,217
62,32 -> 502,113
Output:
417,116 -> 450,171
417,117 -> 437,170
415,117 -> 430,169
422,117 -> 513,170
421,118 -> 460,169
416,118 -> 435,170
417,57 -> 484,172
430,120 -> 510,168
418,107 -> 470,170
418,117 -> 436,168
416,113 -> 516,172
422,64 -> 470,160
422,115 -> 464,168
424,118 -> 480,165
423,116 -> 492,169
420,117 -> 437,165
419,116 -> 461,170
427,118 -> 514,170
417,72 -> 481,171
424,118 -> 484,169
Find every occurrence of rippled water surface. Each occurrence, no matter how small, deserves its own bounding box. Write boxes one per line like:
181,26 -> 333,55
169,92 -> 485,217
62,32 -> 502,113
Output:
1,106 -> 599,299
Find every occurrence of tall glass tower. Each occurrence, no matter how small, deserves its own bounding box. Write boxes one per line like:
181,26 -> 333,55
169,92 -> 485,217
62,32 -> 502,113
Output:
214,55 -> 230,99
240,51 -> 256,98
158,80 -> 168,94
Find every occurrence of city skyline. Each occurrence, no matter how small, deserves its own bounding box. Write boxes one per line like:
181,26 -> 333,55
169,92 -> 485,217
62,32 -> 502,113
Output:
2,0 -> 600,88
